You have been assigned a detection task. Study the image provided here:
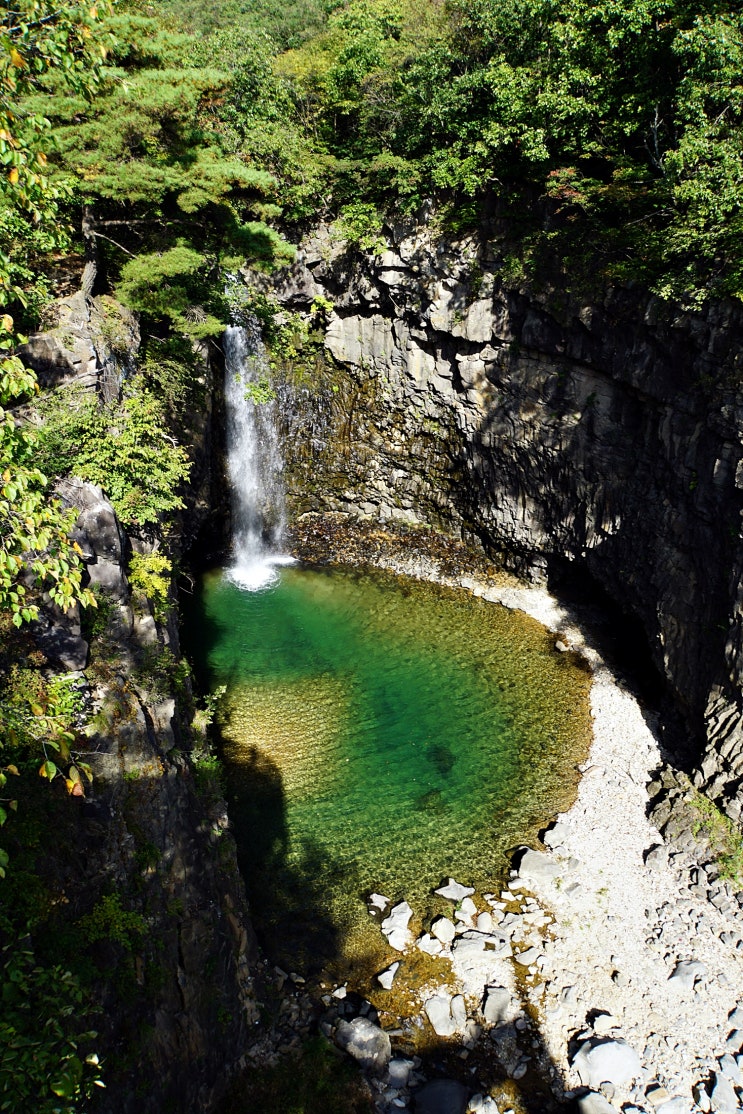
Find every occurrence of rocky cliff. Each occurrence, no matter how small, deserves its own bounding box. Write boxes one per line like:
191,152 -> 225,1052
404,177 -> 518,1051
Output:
18,294 -> 259,1113
267,219 -> 743,822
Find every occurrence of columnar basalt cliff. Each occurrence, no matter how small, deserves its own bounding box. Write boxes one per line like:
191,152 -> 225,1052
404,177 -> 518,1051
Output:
268,220 -> 743,821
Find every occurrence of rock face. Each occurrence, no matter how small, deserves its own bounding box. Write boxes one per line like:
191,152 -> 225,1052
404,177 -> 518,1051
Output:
60,482 -> 258,1114
272,221 -> 743,820
19,301 -> 256,1114
19,290 -> 139,402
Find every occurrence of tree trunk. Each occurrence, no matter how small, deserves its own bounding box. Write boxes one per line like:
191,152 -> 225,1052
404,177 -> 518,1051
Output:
80,205 -> 98,297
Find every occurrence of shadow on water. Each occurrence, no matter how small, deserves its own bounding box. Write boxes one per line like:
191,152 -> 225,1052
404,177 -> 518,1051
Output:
183,571 -> 581,1111
225,740 -> 346,971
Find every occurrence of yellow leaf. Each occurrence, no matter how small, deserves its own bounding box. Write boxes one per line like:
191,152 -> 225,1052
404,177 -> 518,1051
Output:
10,49 -> 24,69
7,167 -> 18,185
6,765 -> 19,776
1,314 -> 12,332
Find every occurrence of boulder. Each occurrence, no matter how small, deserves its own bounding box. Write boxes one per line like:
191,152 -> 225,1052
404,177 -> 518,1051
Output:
431,916 -> 456,945
482,986 -> 511,1025
417,933 -> 443,956
388,1058 -> 414,1089
515,848 -> 561,884
476,911 -> 494,933
377,962 -> 400,990
424,994 -> 459,1037
710,1073 -> 738,1113
451,994 -> 467,1029
667,959 -> 707,992
578,1094 -> 618,1114
335,1017 -> 391,1074
543,821 -> 570,849
514,946 -> 542,967
31,611 -> 88,671
469,1095 -> 500,1114
572,1038 -> 642,1089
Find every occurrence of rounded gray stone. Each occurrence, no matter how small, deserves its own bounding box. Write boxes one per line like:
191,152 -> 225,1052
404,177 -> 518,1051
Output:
571,1038 -> 642,1089
578,1093 -> 617,1114
335,1017 -> 391,1074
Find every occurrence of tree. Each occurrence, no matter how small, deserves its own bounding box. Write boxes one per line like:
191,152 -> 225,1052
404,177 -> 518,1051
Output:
0,2 -> 111,629
23,8 -> 293,338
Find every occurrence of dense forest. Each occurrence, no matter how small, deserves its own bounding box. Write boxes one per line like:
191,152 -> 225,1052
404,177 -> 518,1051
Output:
1,0 -> 742,1108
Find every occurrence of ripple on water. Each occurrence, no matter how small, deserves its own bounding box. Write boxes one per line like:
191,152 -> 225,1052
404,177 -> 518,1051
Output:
189,564 -> 593,972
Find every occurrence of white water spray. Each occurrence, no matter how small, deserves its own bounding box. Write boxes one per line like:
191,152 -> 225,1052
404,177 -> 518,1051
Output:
224,320 -> 293,591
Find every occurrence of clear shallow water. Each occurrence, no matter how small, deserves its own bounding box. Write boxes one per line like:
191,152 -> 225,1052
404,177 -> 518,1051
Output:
190,564 -> 592,972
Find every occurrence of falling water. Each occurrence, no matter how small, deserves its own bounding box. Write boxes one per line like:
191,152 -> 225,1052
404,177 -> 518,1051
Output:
224,321 -> 293,591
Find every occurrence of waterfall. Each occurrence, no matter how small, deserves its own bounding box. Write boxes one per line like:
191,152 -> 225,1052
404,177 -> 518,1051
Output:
224,320 -> 293,591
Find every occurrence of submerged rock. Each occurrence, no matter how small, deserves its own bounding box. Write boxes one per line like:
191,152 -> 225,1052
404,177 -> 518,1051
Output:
435,878 -> 475,902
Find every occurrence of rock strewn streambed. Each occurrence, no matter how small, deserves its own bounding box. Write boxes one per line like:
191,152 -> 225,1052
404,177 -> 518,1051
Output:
286,516 -> 743,1114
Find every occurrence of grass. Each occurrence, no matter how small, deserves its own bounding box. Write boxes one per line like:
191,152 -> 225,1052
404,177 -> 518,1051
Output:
689,791 -> 743,886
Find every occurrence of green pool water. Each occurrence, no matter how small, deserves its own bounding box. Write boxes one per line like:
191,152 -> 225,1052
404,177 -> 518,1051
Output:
190,564 -> 592,973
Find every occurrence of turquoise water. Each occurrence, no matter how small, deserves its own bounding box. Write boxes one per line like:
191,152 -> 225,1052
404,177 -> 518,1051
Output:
190,564 -> 592,971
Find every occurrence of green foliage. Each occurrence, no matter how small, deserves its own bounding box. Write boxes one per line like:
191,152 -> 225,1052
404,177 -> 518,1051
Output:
138,333 -> 206,417
333,201 -> 386,252
0,0 -> 109,630
689,791 -> 743,885
243,375 -> 276,405
191,685 -> 226,797
78,894 -> 147,954
0,661 -> 92,827
127,552 -> 172,620
24,7 -> 295,336
132,644 -> 189,703
158,0 -> 332,49
0,923 -> 104,1113
240,291 -> 329,383
0,0 -> 112,310
32,377 -> 191,529
80,584 -> 114,642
